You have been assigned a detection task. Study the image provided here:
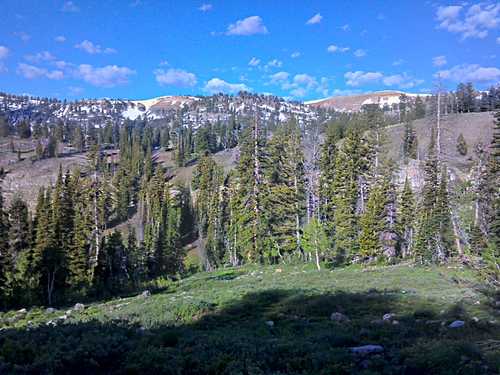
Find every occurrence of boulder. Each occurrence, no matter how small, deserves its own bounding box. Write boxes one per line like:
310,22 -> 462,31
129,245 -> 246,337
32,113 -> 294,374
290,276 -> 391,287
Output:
265,320 -> 274,328
350,345 -> 384,355
45,307 -> 56,314
382,313 -> 395,321
330,312 -> 350,322
448,320 -> 465,328
73,303 -> 85,311
17,308 -> 27,315
140,290 -> 151,298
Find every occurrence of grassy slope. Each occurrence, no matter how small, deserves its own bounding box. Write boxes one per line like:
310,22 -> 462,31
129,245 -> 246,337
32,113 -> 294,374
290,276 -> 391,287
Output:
1,264 -> 499,374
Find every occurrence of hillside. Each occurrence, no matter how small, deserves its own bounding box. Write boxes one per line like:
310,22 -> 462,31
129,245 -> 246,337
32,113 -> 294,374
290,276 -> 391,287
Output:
307,91 -> 429,112
0,263 -> 499,374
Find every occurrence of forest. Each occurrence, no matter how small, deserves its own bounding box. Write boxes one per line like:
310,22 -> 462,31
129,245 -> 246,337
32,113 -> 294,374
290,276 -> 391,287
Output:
0,83 -> 499,310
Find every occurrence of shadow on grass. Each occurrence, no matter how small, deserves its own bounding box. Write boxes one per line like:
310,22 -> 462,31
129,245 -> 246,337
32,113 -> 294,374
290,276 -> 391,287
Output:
0,289 -> 498,374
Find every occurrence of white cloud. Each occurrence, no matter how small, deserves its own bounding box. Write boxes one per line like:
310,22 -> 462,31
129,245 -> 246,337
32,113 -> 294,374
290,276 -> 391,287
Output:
13,31 -> 30,42
154,68 -> 197,87
204,78 -> 249,94
75,40 -> 116,54
199,3 -> 212,12
306,13 -> 322,25
345,70 -> 423,88
497,36 -> 500,44
291,51 -> 301,58
248,57 -> 260,66
353,49 -> 366,57
327,44 -> 350,53
436,3 -> 500,39
226,16 -> 268,36
0,46 -> 9,60
392,59 -> 405,66
293,73 -> 317,89
432,55 -> 447,67
266,59 -> 282,68
17,63 -> 64,80
382,73 -> 424,89
61,1 -> 79,12
25,51 -> 56,63
55,35 -> 66,43
340,24 -> 350,31
436,64 -> 500,83
345,71 -> 383,86
269,71 -> 326,98
269,71 -> 289,84
76,64 -> 135,87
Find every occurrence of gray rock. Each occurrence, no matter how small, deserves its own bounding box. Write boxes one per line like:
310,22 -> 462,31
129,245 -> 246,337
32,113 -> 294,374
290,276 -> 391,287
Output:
330,312 -> 350,322
350,345 -> 384,355
140,290 -> 151,298
495,301 -> 500,308
449,320 -> 465,328
265,320 -> 274,327
45,308 -> 56,314
17,308 -> 27,314
382,313 -> 395,321
73,303 -> 85,311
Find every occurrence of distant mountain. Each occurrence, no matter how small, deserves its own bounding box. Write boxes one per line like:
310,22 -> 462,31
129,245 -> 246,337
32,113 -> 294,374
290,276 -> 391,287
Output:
305,90 -> 431,112
0,92 -> 319,129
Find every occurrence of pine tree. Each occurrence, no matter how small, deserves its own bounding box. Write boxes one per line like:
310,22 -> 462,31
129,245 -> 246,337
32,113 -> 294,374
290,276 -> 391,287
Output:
456,133 -> 468,156
398,177 -> 416,258
359,183 -> 385,260
262,121 -> 305,261
403,118 -> 418,160
0,187 -> 11,304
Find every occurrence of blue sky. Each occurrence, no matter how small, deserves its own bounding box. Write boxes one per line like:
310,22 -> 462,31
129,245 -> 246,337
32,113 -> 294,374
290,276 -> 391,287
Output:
0,0 -> 499,100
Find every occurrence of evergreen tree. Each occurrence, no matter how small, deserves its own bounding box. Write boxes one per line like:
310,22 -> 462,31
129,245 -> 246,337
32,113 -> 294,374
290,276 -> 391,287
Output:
359,184 -> 385,260
0,187 -> 11,304
398,177 -> 416,258
456,133 -> 468,156
403,118 -> 418,160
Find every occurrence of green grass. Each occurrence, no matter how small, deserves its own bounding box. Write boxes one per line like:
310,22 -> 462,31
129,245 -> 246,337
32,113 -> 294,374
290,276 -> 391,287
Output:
1,263 -> 499,374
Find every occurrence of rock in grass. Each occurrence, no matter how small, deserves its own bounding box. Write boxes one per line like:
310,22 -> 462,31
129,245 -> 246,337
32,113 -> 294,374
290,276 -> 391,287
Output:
382,313 -> 395,321
265,320 -> 274,327
17,308 -> 27,314
350,345 -> 384,355
140,290 -> 151,298
330,312 -> 350,322
73,303 -> 85,311
448,320 -> 465,328
45,307 -> 56,314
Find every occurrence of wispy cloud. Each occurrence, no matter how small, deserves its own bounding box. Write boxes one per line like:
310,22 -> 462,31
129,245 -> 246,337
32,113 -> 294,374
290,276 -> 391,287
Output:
154,68 -> 197,87
17,63 -> 64,80
61,1 -> 79,13
353,49 -> 366,58
392,59 -> 405,66
55,35 -> 66,43
76,64 -> 135,87
13,31 -> 31,42
204,78 -> 249,94
226,16 -> 268,36
198,3 -> 213,12
248,57 -> 260,66
25,51 -> 56,63
0,46 -> 9,73
432,55 -> 447,67
306,13 -> 322,25
327,44 -> 350,53
340,24 -> 350,31
436,3 -> 500,39
75,40 -> 116,54
291,51 -> 301,58
345,70 -> 423,88
436,64 -> 500,83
